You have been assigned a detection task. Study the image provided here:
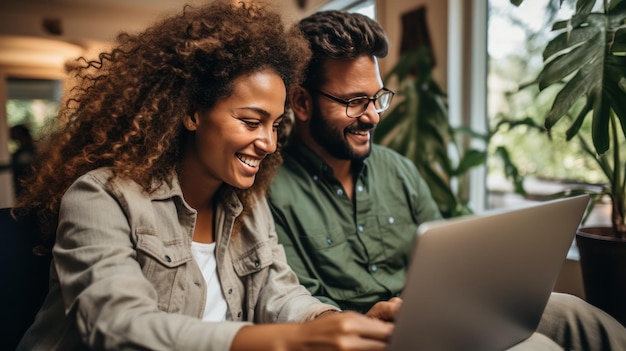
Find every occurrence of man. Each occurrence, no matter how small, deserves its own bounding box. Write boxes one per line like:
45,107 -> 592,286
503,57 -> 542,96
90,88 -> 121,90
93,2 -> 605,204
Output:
268,10 -> 626,350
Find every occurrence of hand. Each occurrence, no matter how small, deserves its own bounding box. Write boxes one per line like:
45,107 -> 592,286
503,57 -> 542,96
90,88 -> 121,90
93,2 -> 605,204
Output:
294,311 -> 393,350
231,311 -> 393,351
365,297 -> 402,322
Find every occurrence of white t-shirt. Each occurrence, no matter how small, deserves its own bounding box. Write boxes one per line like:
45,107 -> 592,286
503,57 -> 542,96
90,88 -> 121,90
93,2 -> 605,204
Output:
190,241 -> 228,322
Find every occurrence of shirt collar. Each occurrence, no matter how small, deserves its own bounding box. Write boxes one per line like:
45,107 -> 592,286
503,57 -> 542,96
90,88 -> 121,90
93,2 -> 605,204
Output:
283,139 -> 330,177
283,138 -> 369,186
148,171 -> 243,217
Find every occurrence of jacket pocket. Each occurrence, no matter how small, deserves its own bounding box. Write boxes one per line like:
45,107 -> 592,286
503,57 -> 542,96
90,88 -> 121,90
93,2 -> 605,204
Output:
136,228 -> 191,266
232,241 -> 272,276
135,228 -> 192,312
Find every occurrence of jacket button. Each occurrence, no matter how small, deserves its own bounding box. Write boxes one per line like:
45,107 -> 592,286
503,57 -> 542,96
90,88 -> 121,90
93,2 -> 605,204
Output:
237,311 -> 242,318
165,255 -> 172,262
228,288 -> 233,294
254,260 -> 260,268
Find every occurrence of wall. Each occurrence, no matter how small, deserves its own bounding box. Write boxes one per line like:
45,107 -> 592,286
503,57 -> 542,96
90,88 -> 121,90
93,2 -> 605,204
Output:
376,0 -> 448,91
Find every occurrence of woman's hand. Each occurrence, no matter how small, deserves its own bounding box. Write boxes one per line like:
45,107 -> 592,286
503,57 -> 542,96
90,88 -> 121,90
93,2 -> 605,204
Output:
231,311 -> 393,351
294,311 -> 393,350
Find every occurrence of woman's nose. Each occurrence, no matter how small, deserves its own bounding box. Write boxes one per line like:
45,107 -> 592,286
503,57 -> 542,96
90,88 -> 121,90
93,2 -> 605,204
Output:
255,127 -> 277,154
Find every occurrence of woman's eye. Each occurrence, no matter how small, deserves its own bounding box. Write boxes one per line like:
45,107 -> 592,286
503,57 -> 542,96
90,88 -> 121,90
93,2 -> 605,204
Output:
242,119 -> 260,128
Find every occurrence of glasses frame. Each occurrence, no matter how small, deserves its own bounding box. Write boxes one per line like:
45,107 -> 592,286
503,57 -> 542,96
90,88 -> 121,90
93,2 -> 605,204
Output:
310,87 -> 395,118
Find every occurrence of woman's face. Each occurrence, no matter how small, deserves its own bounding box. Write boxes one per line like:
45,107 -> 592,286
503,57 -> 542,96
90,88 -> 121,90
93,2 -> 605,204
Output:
186,70 -> 286,190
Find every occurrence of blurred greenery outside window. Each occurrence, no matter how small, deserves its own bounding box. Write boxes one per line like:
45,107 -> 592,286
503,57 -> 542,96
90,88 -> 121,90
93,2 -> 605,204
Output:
6,78 -> 61,153
487,0 -> 625,189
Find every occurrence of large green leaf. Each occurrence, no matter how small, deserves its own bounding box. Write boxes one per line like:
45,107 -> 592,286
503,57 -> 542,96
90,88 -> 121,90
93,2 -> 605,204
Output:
455,149 -> 487,176
512,0 -> 626,236
537,5 -> 626,155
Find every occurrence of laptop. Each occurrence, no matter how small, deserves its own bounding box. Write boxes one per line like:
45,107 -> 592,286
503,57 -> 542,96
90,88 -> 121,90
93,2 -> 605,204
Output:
388,194 -> 590,351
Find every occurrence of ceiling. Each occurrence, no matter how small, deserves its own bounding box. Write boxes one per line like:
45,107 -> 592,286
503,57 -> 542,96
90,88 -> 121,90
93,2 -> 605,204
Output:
0,0 -> 324,44
0,0 -> 326,71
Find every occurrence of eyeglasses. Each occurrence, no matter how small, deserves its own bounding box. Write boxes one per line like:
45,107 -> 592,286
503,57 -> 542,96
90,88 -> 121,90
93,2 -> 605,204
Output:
311,87 -> 395,118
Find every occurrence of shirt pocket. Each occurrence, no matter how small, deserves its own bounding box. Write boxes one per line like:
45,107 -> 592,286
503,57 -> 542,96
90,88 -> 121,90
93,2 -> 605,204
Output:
135,228 -> 192,312
297,225 -> 347,251
376,211 -> 415,267
295,227 -> 369,292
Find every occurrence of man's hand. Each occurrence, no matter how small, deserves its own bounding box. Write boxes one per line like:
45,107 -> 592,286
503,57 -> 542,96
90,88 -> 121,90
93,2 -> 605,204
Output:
365,297 -> 402,322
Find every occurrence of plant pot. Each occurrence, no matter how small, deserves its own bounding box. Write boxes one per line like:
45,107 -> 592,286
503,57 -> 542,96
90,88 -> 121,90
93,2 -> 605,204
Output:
575,227 -> 626,326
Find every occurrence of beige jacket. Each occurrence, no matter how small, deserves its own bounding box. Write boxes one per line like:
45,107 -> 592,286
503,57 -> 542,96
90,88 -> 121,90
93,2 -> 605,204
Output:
18,168 -> 336,350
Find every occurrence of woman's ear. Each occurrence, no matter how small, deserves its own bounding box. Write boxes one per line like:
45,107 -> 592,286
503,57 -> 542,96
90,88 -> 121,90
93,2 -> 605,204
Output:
290,86 -> 312,122
183,113 -> 199,131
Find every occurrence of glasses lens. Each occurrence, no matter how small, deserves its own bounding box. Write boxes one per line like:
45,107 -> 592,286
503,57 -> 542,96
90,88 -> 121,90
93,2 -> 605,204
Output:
374,91 -> 393,112
346,97 -> 369,118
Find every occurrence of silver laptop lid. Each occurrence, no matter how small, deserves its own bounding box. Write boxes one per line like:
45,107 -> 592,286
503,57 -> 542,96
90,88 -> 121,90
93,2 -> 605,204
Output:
388,195 -> 589,351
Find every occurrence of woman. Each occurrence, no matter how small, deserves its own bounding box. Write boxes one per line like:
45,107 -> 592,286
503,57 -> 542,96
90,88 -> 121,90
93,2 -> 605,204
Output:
15,1 -> 398,350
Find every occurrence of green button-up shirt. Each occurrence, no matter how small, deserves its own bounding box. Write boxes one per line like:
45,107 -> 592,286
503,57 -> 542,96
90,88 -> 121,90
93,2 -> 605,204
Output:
268,141 -> 442,313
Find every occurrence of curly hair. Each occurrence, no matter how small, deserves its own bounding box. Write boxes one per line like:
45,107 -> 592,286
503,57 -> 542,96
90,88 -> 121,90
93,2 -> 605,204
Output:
15,0 -> 311,246
298,10 -> 389,90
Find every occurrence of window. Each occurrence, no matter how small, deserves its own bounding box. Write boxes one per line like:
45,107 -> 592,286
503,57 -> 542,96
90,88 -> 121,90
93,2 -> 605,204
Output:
6,78 -> 62,148
485,0 -> 616,231
486,0 -> 606,204
318,0 -> 376,18
1,78 -> 62,205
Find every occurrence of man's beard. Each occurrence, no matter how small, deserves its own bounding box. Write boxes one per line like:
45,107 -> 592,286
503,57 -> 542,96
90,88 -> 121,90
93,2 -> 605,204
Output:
309,103 -> 373,161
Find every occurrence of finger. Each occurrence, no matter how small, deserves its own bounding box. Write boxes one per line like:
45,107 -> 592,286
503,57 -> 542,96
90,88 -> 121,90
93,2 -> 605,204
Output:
339,334 -> 389,351
388,297 -> 403,304
341,312 -> 394,341
383,297 -> 403,321
365,299 -> 402,321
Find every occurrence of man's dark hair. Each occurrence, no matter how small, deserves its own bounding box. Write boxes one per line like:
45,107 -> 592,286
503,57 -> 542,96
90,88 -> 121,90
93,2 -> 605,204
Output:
298,10 -> 389,89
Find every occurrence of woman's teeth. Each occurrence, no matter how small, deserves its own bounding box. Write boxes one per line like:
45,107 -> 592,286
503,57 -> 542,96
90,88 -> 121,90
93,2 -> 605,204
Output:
237,154 -> 261,167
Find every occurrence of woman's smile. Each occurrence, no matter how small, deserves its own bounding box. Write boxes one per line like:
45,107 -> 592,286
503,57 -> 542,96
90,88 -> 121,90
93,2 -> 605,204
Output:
236,153 -> 263,168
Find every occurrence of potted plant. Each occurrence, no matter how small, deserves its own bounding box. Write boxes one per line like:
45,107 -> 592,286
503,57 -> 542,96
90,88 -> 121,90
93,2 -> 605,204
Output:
514,0 -> 626,324
374,46 -> 526,218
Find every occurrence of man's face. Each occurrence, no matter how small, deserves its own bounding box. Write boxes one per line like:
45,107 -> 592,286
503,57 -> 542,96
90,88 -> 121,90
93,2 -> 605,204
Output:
309,55 -> 384,161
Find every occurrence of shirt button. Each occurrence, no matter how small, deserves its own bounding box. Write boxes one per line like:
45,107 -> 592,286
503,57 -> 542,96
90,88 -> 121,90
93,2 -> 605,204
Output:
164,255 -> 172,263
371,264 -> 377,272
237,311 -> 242,318
358,225 -> 364,233
326,238 -> 333,245
388,216 -> 395,224
336,189 -> 343,196
357,185 -> 363,192
313,175 -> 319,181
